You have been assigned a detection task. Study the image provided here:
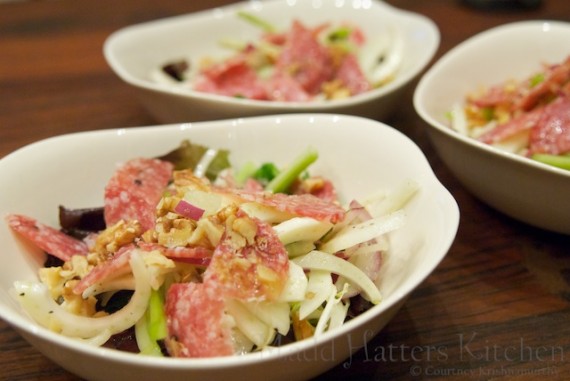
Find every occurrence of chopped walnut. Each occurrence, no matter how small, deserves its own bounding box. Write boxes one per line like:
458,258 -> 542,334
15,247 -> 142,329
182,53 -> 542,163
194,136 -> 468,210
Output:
90,220 -> 143,262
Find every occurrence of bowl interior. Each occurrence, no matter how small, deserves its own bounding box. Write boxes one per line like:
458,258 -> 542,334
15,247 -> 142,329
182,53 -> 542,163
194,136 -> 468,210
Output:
104,0 -> 439,107
0,114 -> 458,377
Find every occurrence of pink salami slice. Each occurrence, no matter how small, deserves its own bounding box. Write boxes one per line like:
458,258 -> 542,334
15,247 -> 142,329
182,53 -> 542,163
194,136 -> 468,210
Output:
529,96 -> 570,155
478,107 -> 543,145
193,55 -> 269,100
72,244 -> 135,295
165,282 -> 234,358
266,72 -> 310,102
204,211 -> 289,301
222,188 -> 345,223
468,84 -> 513,108
242,178 -> 264,192
290,176 -> 339,204
104,158 -> 173,231
138,241 -> 213,266
275,20 -> 334,95
6,214 -> 88,261
336,53 -> 371,96
516,56 -> 570,111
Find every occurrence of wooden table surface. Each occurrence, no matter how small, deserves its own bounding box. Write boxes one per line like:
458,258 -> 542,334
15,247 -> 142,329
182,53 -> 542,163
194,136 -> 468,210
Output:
1,0 -> 569,380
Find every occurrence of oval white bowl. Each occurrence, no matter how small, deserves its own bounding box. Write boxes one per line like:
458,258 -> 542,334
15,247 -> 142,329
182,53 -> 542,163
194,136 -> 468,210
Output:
103,0 -> 439,123
0,114 -> 458,381
414,20 -> 570,235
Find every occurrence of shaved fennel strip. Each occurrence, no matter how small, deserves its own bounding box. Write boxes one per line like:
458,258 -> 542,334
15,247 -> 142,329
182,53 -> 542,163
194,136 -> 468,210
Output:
362,179 -> 419,218
292,250 -> 382,304
194,148 -> 218,178
273,217 -> 332,246
313,284 -> 342,336
319,209 -> 405,254
11,251 -> 151,340
225,299 -> 275,348
241,300 -> 291,336
82,275 -> 135,298
298,270 -> 333,320
361,29 -> 403,85
314,283 -> 350,336
277,261 -> 308,302
450,102 -> 468,135
74,328 -> 113,347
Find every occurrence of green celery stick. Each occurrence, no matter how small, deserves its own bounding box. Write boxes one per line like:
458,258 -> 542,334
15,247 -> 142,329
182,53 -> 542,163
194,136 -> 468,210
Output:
237,11 -> 275,33
531,153 -> 570,170
265,148 -> 318,194
147,288 -> 167,342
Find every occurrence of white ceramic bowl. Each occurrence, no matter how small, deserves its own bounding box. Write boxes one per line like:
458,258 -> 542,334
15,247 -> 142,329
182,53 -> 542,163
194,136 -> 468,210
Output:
414,20 -> 570,235
0,114 -> 458,381
103,0 -> 439,123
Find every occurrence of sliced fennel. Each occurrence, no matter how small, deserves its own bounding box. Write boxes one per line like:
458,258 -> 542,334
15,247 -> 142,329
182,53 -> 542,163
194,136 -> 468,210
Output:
450,102 -> 468,135
285,240 -> 316,258
298,270 -> 333,320
319,209 -> 406,254
361,179 -> 419,218
292,250 -> 382,304
183,189 -> 223,217
240,201 -> 296,223
81,274 -> 135,298
314,283 -> 350,336
194,148 -> 219,178
241,300 -> 291,336
11,251 -> 151,340
277,261 -> 308,302
359,29 -> 403,86
273,217 -> 332,246
225,298 -> 275,348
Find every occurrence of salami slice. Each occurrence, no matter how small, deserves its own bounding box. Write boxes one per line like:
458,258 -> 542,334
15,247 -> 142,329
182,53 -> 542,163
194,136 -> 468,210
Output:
469,84 -> 514,109
193,55 -> 269,100
336,53 -> 371,96
275,20 -> 334,94
290,176 -> 339,204
222,188 -> 345,223
6,214 -> 88,261
203,210 -> 289,301
516,56 -> 570,111
72,244 -> 135,295
104,158 -> 173,231
138,241 -> 213,266
529,96 -> 570,155
266,72 -> 310,102
165,282 -> 234,358
478,107 -> 542,145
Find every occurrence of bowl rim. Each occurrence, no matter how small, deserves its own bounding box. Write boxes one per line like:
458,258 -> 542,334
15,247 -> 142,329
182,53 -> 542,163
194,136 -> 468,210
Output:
0,113 -> 459,369
103,0 -> 440,110
413,19 -> 570,179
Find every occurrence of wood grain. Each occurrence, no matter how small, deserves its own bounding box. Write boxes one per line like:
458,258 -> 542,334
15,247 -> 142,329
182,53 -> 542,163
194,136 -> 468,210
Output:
1,0 -> 569,380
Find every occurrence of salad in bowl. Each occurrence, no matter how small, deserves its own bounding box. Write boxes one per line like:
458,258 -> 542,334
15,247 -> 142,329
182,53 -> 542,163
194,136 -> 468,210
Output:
153,12 -> 401,103
0,114 -> 458,381
449,54 -> 570,170
7,141 -> 418,358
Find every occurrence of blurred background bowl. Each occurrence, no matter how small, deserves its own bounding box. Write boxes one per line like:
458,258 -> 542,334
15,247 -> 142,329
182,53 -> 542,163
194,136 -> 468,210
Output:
103,0 -> 439,123
414,20 -> 570,235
